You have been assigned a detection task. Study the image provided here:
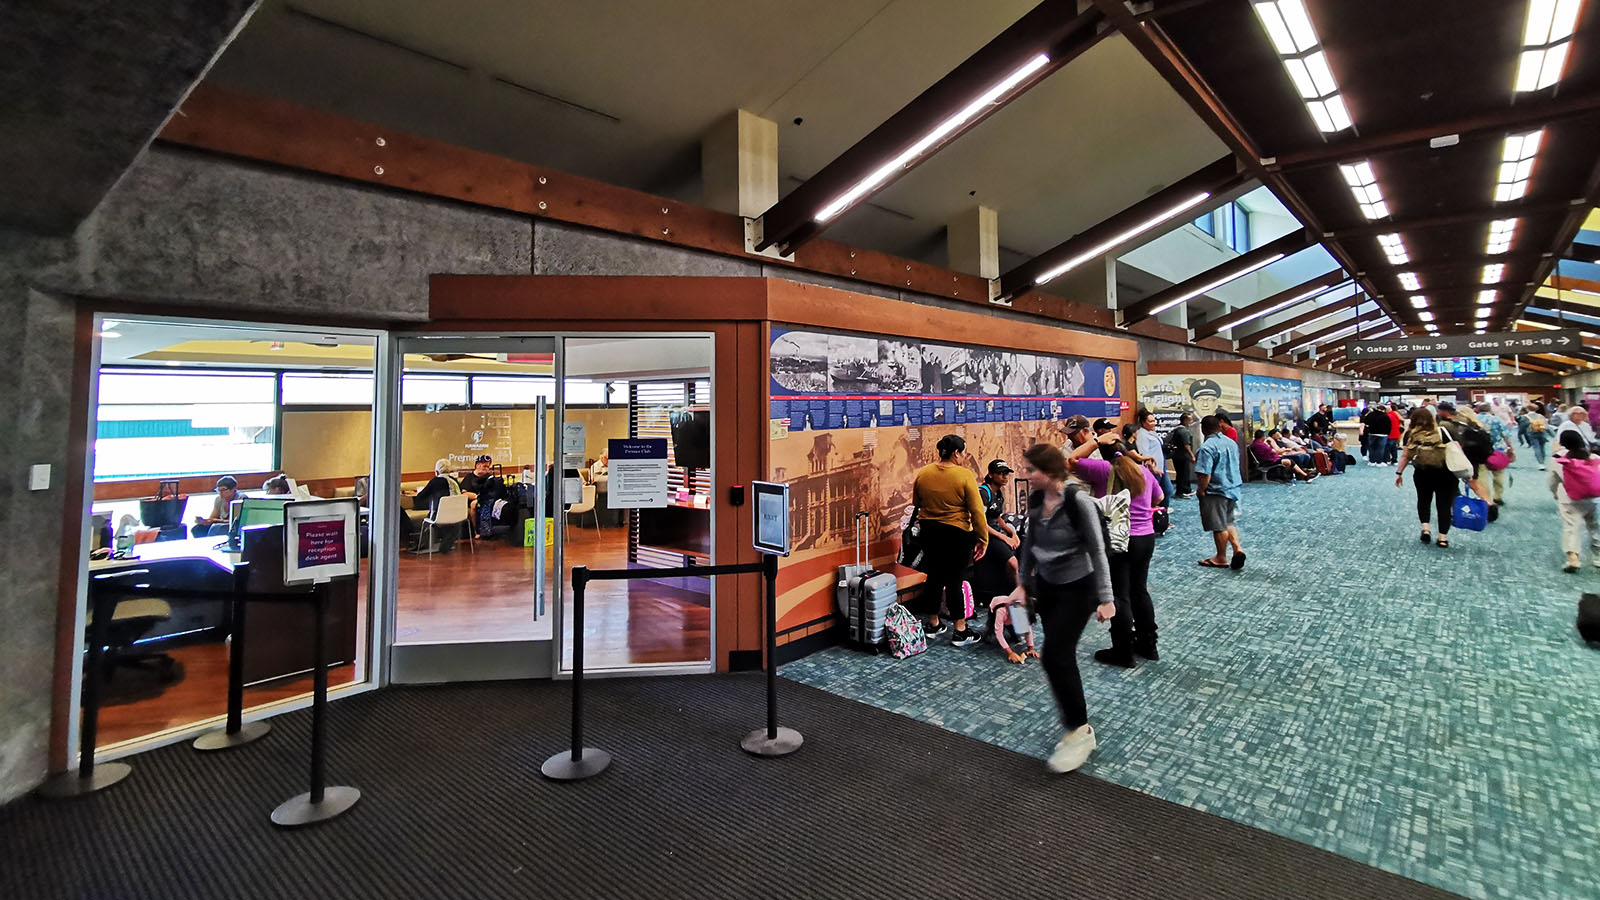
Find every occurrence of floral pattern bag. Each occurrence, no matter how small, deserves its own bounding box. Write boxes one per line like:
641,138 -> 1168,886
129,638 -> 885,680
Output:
884,603 -> 926,659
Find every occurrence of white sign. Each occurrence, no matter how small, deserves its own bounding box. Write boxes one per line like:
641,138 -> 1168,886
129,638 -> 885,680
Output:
562,476 -> 584,505
606,438 -> 669,508
282,499 -> 360,585
562,421 -> 586,470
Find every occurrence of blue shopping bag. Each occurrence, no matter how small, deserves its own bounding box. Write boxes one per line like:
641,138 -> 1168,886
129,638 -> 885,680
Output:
1451,495 -> 1489,532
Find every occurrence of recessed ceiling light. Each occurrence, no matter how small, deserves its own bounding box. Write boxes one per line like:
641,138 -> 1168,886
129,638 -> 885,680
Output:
1339,161 -> 1388,219
1481,264 -> 1505,284
1398,271 -> 1420,290
1409,295 -> 1428,308
1377,232 -> 1409,264
1418,311 -> 1434,321
1478,289 -> 1499,304
1495,130 -> 1542,202
1516,0 -> 1583,92
1253,0 -> 1353,132
1486,218 -> 1518,255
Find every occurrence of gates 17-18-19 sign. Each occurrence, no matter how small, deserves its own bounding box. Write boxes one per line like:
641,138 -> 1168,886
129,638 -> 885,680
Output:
1345,329 -> 1582,359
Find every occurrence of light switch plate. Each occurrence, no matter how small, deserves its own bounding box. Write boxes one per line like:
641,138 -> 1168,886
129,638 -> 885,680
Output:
29,464 -> 50,491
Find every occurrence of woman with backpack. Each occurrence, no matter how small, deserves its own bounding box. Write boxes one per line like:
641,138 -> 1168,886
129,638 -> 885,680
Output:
1010,443 -> 1116,774
1527,401 -> 1551,470
1551,429 -> 1600,571
1395,407 -> 1459,548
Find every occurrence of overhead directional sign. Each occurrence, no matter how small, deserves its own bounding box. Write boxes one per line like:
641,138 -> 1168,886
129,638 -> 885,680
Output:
1345,329 -> 1582,359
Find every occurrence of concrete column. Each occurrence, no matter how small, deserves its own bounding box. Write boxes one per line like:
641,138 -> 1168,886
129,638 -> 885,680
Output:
701,110 -> 778,219
946,205 -> 999,280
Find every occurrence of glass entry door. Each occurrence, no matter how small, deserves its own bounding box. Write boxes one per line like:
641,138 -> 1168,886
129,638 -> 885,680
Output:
388,336 -> 556,682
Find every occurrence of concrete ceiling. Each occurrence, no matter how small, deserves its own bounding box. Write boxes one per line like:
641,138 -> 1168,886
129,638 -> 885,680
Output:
0,0 -> 259,234
204,0 -> 1225,268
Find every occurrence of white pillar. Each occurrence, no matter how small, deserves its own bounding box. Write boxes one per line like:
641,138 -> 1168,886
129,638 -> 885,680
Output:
701,109 -> 778,219
946,205 -> 999,280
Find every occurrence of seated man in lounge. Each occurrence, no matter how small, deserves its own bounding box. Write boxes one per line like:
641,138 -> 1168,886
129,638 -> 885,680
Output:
1250,430 -> 1315,481
191,475 -> 239,537
401,459 -> 465,552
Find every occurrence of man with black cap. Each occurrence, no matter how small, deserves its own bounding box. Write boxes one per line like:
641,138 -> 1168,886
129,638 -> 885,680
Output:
980,459 -> 1020,550
1189,378 -> 1223,422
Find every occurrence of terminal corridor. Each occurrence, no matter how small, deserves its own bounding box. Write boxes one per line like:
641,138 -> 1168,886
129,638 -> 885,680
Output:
786,457 -> 1600,900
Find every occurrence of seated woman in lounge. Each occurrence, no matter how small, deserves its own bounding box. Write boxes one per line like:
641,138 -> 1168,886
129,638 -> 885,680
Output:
262,473 -> 292,495
400,459 -> 465,552
191,475 -> 240,537
1250,430 -> 1315,481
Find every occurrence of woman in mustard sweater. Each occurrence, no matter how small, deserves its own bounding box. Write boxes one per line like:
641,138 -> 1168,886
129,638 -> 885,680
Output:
910,434 -> 989,646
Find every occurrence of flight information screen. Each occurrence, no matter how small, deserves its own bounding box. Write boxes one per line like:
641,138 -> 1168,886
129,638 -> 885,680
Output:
1414,357 -> 1499,376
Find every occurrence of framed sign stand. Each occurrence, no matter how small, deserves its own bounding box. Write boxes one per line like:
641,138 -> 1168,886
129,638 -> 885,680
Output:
741,482 -> 802,757
271,499 -> 362,828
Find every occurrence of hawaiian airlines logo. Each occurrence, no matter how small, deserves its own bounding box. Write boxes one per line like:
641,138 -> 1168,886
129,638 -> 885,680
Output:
1103,367 -> 1117,397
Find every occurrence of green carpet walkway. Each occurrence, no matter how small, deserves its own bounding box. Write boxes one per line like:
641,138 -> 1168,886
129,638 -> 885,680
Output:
782,455 -> 1600,900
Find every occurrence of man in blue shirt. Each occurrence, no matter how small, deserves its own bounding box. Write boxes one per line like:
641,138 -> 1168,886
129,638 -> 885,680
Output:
1194,415 -> 1245,570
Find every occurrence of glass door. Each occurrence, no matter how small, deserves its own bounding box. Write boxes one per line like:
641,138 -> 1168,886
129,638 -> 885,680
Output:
388,335 -> 557,682
557,336 -> 716,674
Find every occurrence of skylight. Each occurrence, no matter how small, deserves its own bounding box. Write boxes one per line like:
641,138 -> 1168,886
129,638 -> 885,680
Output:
1516,0 -> 1584,92
1486,218 -> 1518,255
1398,271 -> 1420,291
1339,161 -> 1388,219
1495,129 -> 1543,201
1377,232 -> 1409,264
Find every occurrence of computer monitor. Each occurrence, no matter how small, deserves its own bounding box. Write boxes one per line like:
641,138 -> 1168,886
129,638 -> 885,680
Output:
237,497 -> 289,528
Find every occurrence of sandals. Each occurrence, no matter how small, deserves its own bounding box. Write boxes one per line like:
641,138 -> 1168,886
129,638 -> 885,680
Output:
1420,530 -> 1432,544
1230,551 -> 1247,570
1436,537 -> 1450,549
1198,558 -> 1228,568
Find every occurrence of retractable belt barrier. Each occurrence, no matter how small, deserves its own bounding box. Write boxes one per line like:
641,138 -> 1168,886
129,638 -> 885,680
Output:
541,553 -> 801,782
40,563 -> 267,800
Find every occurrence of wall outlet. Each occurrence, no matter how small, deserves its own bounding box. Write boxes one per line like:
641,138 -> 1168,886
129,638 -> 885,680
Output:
29,464 -> 51,491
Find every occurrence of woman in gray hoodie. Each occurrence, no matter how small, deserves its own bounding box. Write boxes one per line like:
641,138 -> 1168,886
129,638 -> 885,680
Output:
1008,442 -> 1116,774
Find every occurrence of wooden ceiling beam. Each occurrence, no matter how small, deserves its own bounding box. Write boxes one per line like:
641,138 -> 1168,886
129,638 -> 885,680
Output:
1189,269 -> 1346,340
753,1 -> 1107,253
1331,197 -> 1579,241
1118,229 -> 1315,327
1233,294 -> 1366,348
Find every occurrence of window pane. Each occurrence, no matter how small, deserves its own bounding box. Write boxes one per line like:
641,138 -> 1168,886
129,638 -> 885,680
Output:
1192,212 -> 1214,235
471,376 -> 555,405
94,371 -> 278,480
283,373 -> 375,406
98,371 -> 276,404
564,380 -> 607,405
402,374 -> 468,406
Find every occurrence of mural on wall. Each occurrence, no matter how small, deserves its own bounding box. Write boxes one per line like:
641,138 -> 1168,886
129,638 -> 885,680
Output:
1136,373 -> 1245,433
1303,386 -> 1335,416
767,325 -> 1123,630
1244,375 -> 1304,434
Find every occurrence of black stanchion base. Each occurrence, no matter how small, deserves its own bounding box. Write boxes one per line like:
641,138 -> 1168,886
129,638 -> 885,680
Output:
36,762 -> 132,800
540,748 -> 612,781
270,786 -> 360,827
740,727 -> 803,757
193,720 -> 271,752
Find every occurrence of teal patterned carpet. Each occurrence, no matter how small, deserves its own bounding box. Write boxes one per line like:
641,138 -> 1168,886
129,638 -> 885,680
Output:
783,456 -> 1600,900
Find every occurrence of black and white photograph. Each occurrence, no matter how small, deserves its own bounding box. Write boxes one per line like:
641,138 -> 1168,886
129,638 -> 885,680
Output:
827,334 -> 880,394
875,339 -> 921,393
770,330 -> 831,393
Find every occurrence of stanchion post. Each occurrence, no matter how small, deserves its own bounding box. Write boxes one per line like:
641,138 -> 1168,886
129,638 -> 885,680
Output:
542,566 -> 612,780
741,552 -> 803,757
195,562 -> 270,751
271,581 -> 360,826
39,588 -> 131,798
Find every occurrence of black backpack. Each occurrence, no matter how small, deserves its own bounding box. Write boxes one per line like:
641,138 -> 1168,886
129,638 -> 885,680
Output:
1452,422 -> 1494,466
1580,593 -> 1600,644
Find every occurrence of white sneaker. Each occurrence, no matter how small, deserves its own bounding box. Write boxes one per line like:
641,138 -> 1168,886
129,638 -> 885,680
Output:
1046,725 -> 1096,774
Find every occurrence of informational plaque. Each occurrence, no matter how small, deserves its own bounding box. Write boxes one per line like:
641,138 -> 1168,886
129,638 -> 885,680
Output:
562,421 -> 587,470
607,438 -> 669,508
283,498 -> 360,585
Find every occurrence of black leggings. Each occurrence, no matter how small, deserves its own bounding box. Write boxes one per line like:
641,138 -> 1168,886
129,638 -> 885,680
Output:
1413,466 -> 1458,534
1108,532 -> 1158,646
911,520 -> 976,622
1035,576 -> 1100,730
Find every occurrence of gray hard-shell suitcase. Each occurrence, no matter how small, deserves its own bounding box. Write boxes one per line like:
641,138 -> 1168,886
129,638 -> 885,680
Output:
836,513 -> 899,650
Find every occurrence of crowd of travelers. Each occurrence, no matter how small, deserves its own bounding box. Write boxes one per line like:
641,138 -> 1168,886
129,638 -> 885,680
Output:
898,396 -> 1596,775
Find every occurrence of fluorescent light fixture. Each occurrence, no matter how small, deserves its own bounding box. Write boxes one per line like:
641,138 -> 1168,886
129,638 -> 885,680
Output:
1482,264 -> 1505,284
1516,0 -> 1583,92
1479,289 -> 1499,305
1147,253 -> 1287,316
1377,232 -> 1409,264
1253,1 -> 1353,132
1224,280 -> 1350,331
1290,320 -> 1360,353
1340,161 -> 1389,219
1426,323 -> 1439,333
1409,295 -> 1429,308
1398,271 -> 1421,291
1476,328 -> 1487,334
1418,311 -> 1434,321
1035,192 -> 1213,285
815,52 -> 1050,222
1495,129 -> 1543,201
1486,218 -> 1519,254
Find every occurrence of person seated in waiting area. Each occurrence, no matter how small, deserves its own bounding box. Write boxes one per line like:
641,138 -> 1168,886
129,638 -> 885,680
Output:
1250,430 -> 1315,481
191,475 -> 239,537
402,459 -> 464,552
589,452 -> 609,483
1268,429 -> 1318,472
263,473 -> 292,495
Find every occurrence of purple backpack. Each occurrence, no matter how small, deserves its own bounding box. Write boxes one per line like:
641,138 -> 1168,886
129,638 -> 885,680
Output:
1562,457 -> 1600,501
